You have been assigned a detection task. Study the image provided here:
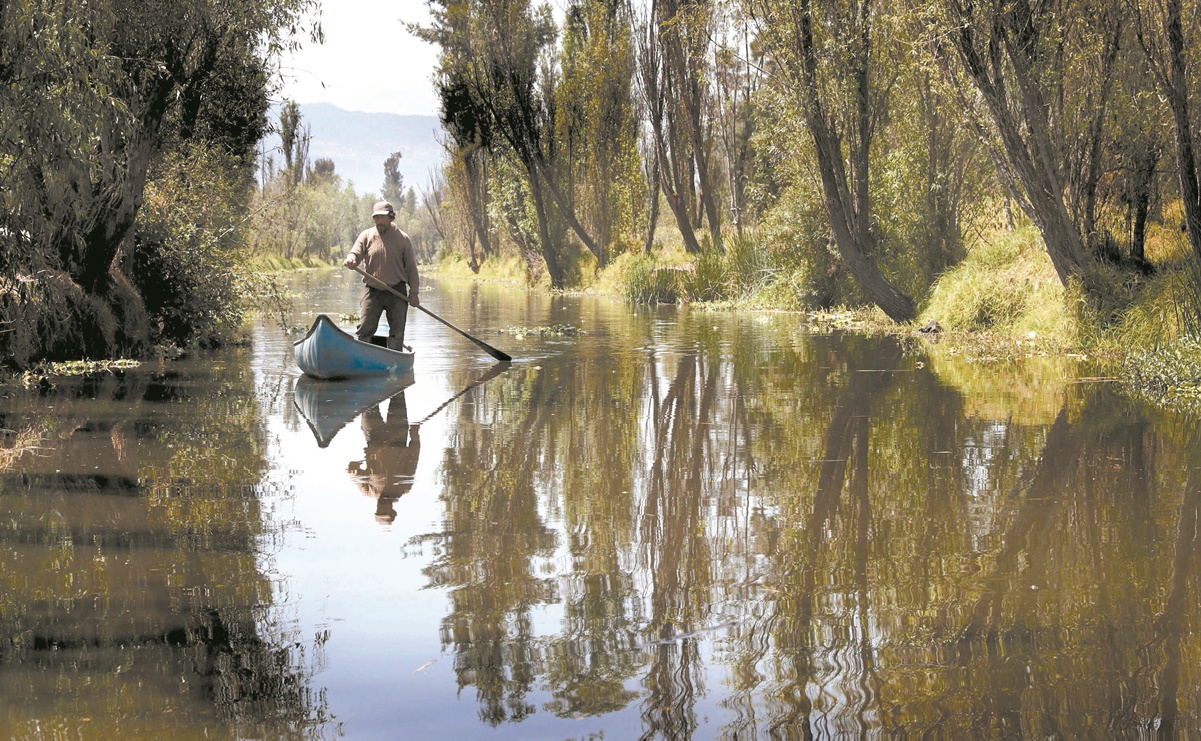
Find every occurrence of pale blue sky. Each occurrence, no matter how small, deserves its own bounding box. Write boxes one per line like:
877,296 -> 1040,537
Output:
279,0 -> 441,116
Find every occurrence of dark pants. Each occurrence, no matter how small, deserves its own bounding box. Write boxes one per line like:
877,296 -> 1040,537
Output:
357,282 -> 409,349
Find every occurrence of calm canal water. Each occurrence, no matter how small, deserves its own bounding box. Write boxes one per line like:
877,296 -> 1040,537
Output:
2,268 -> 1200,739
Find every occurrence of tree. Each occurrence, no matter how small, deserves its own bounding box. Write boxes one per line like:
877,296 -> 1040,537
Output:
0,0 -> 321,360
418,0 -> 608,286
747,0 -> 917,323
1133,0 -> 1201,264
634,0 -> 705,254
932,0 -> 1095,288
557,0 -> 644,258
712,5 -> 762,234
657,0 -> 723,249
383,150 -> 406,206
278,99 -> 311,187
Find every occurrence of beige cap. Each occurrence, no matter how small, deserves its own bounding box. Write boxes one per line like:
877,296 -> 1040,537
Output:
372,201 -> 395,217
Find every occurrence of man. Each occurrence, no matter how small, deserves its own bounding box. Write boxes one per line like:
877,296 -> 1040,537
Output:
342,201 -> 421,350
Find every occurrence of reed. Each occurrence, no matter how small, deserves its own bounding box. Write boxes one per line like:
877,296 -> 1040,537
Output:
0,425 -> 45,472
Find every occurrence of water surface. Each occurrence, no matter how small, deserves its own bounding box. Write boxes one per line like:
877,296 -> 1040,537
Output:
2,268 -> 1199,739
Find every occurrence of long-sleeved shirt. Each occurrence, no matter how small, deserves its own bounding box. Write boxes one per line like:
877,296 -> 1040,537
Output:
347,224 -> 420,295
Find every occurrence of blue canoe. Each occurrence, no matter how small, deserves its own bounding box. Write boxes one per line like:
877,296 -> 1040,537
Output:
293,314 -> 415,380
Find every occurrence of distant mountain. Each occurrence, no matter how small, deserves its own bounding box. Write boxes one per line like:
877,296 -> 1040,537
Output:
262,102 -> 445,198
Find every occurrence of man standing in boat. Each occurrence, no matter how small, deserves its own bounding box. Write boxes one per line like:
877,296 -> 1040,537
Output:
342,200 -> 421,350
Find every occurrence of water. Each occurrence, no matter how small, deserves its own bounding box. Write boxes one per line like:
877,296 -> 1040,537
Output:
2,268 -> 1200,739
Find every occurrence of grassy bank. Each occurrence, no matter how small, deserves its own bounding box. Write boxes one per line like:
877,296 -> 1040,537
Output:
432,215 -> 1201,410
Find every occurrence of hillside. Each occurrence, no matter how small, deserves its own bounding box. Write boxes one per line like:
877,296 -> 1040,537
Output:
262,102 -> 445,199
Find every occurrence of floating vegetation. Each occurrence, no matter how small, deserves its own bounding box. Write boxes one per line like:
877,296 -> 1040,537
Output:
0,425 -> 46,471
507,324 -> 581,340
341,312 -> 361,324
1123,338 -> 1201,413
11,359 -> 141,388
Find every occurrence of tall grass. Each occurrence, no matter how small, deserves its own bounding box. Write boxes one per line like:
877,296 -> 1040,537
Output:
620,253 -> 680,304
597,230 -> 784,305
920,226 -> 1081,346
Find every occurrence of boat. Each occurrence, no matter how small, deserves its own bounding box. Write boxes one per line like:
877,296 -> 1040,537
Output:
293,314 -> 415,380
293,371 -> 416,447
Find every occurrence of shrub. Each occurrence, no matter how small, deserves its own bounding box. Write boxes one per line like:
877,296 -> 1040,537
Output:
128,144 -> 255,347
920,226 -> 1078,345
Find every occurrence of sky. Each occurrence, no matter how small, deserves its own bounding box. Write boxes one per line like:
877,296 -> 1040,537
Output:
278,0 -> 441,117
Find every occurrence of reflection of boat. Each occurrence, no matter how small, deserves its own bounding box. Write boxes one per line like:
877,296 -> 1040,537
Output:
293,314 -> 415,379
293,372 -> 416,447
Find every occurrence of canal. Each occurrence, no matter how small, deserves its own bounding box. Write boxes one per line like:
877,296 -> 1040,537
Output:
1,268 -> 1198,738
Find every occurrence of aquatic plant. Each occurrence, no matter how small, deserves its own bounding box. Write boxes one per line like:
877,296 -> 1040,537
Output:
507,324 -> 581,339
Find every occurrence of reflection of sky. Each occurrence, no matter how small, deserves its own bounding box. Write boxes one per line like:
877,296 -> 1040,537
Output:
257,335 -> 484,737
961,420 -> 1009,548
249,275 -> 742,738
247,271 -> 1110,737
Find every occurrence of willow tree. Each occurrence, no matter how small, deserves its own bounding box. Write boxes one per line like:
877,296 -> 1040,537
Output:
557,0 -> 644,260
1133,0 -> 1201,264
419,0 -> 609,287
634,0 -> 704,255
746,0 -> 917,323
0,0 -> 320,361
634,0 -> 724,255
931,0 -> 1099,288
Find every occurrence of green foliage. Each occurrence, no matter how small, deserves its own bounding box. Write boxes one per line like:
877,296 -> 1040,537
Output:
678,245 -> 728,302
723,230 -> 777,294
556,0 -> 644,257
5,267 -> 155,368
507,324 -> 581,338
614,253 -> 680,304
1123,338 -> 1201,411
129,145 -> 256,347
0,0 -> 320,364
251,105 -> 378,265
756,176 -> 844,308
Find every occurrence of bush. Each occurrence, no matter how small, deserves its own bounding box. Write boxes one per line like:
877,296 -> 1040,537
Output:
128,145 -> 256,347
679,245 -> 727,302
0,266 -> 149,367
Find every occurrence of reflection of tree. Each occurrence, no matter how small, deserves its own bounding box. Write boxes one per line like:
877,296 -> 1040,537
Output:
0,367 -> 327,736
406,299 -> 1201,735
540,347 -> 647,718
1143,424 -> 1201,737
421,366 -> 559,725
761,340 -> 902,736
959,407 -> 1084,641
638,352 -> 720,739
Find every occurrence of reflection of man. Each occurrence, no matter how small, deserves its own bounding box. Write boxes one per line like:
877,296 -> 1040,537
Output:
347,391 -> 421,524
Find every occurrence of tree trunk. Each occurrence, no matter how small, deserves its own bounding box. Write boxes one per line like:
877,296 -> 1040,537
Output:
1130,148 -> 1158,262
1077,22 -> 1122,252
535,159 -> 608,266
464,147 -> 493,258
946,0 -> 1091,286
644,154 -> 662,254
660,0 -> 722,250
74,77 -> 174,294
652,93 -> 704,255
795,0 -> 916,324
1161,0 -> 1201,261
527,171 -> 564,288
